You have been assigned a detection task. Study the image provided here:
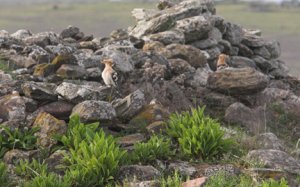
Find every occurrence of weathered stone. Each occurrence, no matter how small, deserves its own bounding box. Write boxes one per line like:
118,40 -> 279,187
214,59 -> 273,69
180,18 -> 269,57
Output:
207,68 -> 269,95
45,44 -> 74,56
11,29 -> 32,40
56,64 -> 87,79
225,102 -> 266,134
78,41 -> 97,50
146,121 -> 166,134
45,150 -> 67,175
118,165 -> 161,181
168,58 -> 195,75
247,149 -> 300,174
176,15 -> 212,43
201,164 -> 240,177
31,101 -> 74,120
182,177 -> 207,187
255,133 -> 285,151
56,82 -> 112,104
3,149 -> 38,164
0,71 -> 12,82
60,25 -> 80,39
24,32 -> 59,47
74,51 -> 102,69
33,112 -> 67,147
113,89 -> 146,121
147,29 -> 185,45
223,22 -> 244,45
71,100 -> 116,123
242,33 -> 265,47
118,133 -> 146,147
254,46 -> 271,59
161,44 -> 207,68
168,161 -> 197,177
26,45 -> 52,64
0,30 -> 9,37
191,38 -> 218,50
130,14 -> 175,38
22,81 -> 57,101
202,90 -> 237,110
266,41 -> 281,59
187,66 -> 212,88
230,56 -> 256,69
238,43 -> 254,58
245,168 -> 285,180
124,180 -> 159,187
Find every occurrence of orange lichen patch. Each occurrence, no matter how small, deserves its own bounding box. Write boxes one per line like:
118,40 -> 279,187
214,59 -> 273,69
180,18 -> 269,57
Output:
33,63 -> 55,77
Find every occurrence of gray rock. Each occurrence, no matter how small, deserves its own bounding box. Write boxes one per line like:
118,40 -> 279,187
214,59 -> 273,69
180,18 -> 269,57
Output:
118,165 -> 161,181
26,45 -> 52,64
255,133 -> 285,151
45,44 -> 74,56
118,133 -> 146,147
247,149 -> 300,174
74,51 -> 102,69
56,64 -> 87,79
3,149 -> 38,165
56,82 -> 112,104
168,58 -> 195,75
161,44 -> 208,68
204,46 -> 220,61
130,14 -> 175,38
242,33 -> 265,47
71,100 -> 116,123
207,68 -> 269,95
147,29 -> 185,45
230,56 -> 257,69
223,22 -> 244,45
191,38 -> 218,50
11,29 -> 32,40
0,71 -> 13,82
113,89 -> 146,121
176,15 -> 212,43
22,81 -> 57,101
45,150 -> 68,175
0,30 -> 9,37
225,102 -> 266,134
238,43 -> 254,58
254,46 -> 271,59
168,161 -> 197,177
266,41 -> 281,59
60,25 -> 80,39
187,65 -> 212,88
24,32 -> 59,47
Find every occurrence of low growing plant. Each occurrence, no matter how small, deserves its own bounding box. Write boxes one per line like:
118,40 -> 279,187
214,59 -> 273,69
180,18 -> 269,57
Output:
23,173 -> 71,187
0,126 -> 39,158
130,135 -> 173,164
167,107 -> 234,161
0,162 -> 12,187
260,178 -> 289,187
64,128 -> 126,186
15,159 -> 48,180
205,171 -> 254,187
160,171 -> 184,187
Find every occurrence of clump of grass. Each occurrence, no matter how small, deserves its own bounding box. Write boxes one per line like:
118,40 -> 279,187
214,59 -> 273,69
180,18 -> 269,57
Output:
0,162 -> 12,187
15,159 -> 48,180
205,171 -> 254,187
130,135 -> 173,164
167,107 -> 235,161
23,173 -> 70,187
260,178 -> 289,187
160,171 -> 185,187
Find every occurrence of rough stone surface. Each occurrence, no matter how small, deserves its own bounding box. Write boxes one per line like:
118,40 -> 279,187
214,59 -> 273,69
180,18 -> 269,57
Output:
207,68 -> 269,95
247,149 -> 300,174
71,100 -> 116,123
168,161 -> 197,177
22,81 -> 58,101
118,165 -> 161,181
255,133 -> 285,151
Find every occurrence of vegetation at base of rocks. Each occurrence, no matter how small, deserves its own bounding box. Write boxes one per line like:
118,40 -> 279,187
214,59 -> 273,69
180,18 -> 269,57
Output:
59,115 -> 126,187
0,161 -> 12,187
205,171 -> 255,187
54,114 -> 99,150
0,57 -> 13,73
260,178 -> 289,187
167,107 -> 235,161
15,158 -> 48,180
160,171 -> 185,187
22,173 -> 71,187
130,135 -> 174,164
0,126 -> 39,158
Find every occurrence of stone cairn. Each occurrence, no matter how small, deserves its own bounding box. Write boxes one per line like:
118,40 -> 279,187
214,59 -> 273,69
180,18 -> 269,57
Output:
0,0 -> 300,185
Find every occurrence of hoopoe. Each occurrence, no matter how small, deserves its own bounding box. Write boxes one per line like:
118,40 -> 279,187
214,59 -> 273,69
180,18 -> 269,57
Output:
101,59 -> 119,87
217,54 -> 230,71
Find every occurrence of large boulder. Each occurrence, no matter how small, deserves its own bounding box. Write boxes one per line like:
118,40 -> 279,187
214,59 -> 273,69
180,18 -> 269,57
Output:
247,149 -> 300,175
207,68 -> 269,95
118,165 -> 161,182
56,82 -> 112,104
113,89 -> 146,121
71,100 -> 116,123
147,29 -> 185,45
22,81 -> 58,101
224,102 -> 266,134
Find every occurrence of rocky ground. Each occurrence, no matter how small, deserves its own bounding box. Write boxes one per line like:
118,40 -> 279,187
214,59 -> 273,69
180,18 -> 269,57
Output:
0,0 -> 300,186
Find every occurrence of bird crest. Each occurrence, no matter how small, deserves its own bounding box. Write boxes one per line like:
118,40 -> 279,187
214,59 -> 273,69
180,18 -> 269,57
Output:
101,58 -> 114,66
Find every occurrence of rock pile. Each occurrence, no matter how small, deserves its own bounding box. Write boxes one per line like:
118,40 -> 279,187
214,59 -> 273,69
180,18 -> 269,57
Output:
0,0 -> 300,185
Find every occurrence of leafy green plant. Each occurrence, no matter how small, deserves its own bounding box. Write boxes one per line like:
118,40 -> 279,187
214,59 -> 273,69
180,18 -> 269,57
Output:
23,173 -> 71,187
0,126 -> 39,158
205,171 -> 254,187
160,171 -> 184,187
260,178 -> 289,187
15,159 -> 48,180
64,128 -> 126,186
0,162 -> 12,187
167,107 -> 234,161
54,115 -> 99,150
130,135 -> 173,164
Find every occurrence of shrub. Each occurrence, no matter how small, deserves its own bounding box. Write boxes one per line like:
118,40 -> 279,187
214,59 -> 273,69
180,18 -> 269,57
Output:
0,162 -> 12,187
23,173 -> 70,187
167,107 -> 234,161
130,135 -> 173,164
15,159 -> 48,180
64,129 -> 126,186
54,115 -> 99,150
160,171 -> 184,187
260,178 -> 289,187
0,126 -> 39,158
